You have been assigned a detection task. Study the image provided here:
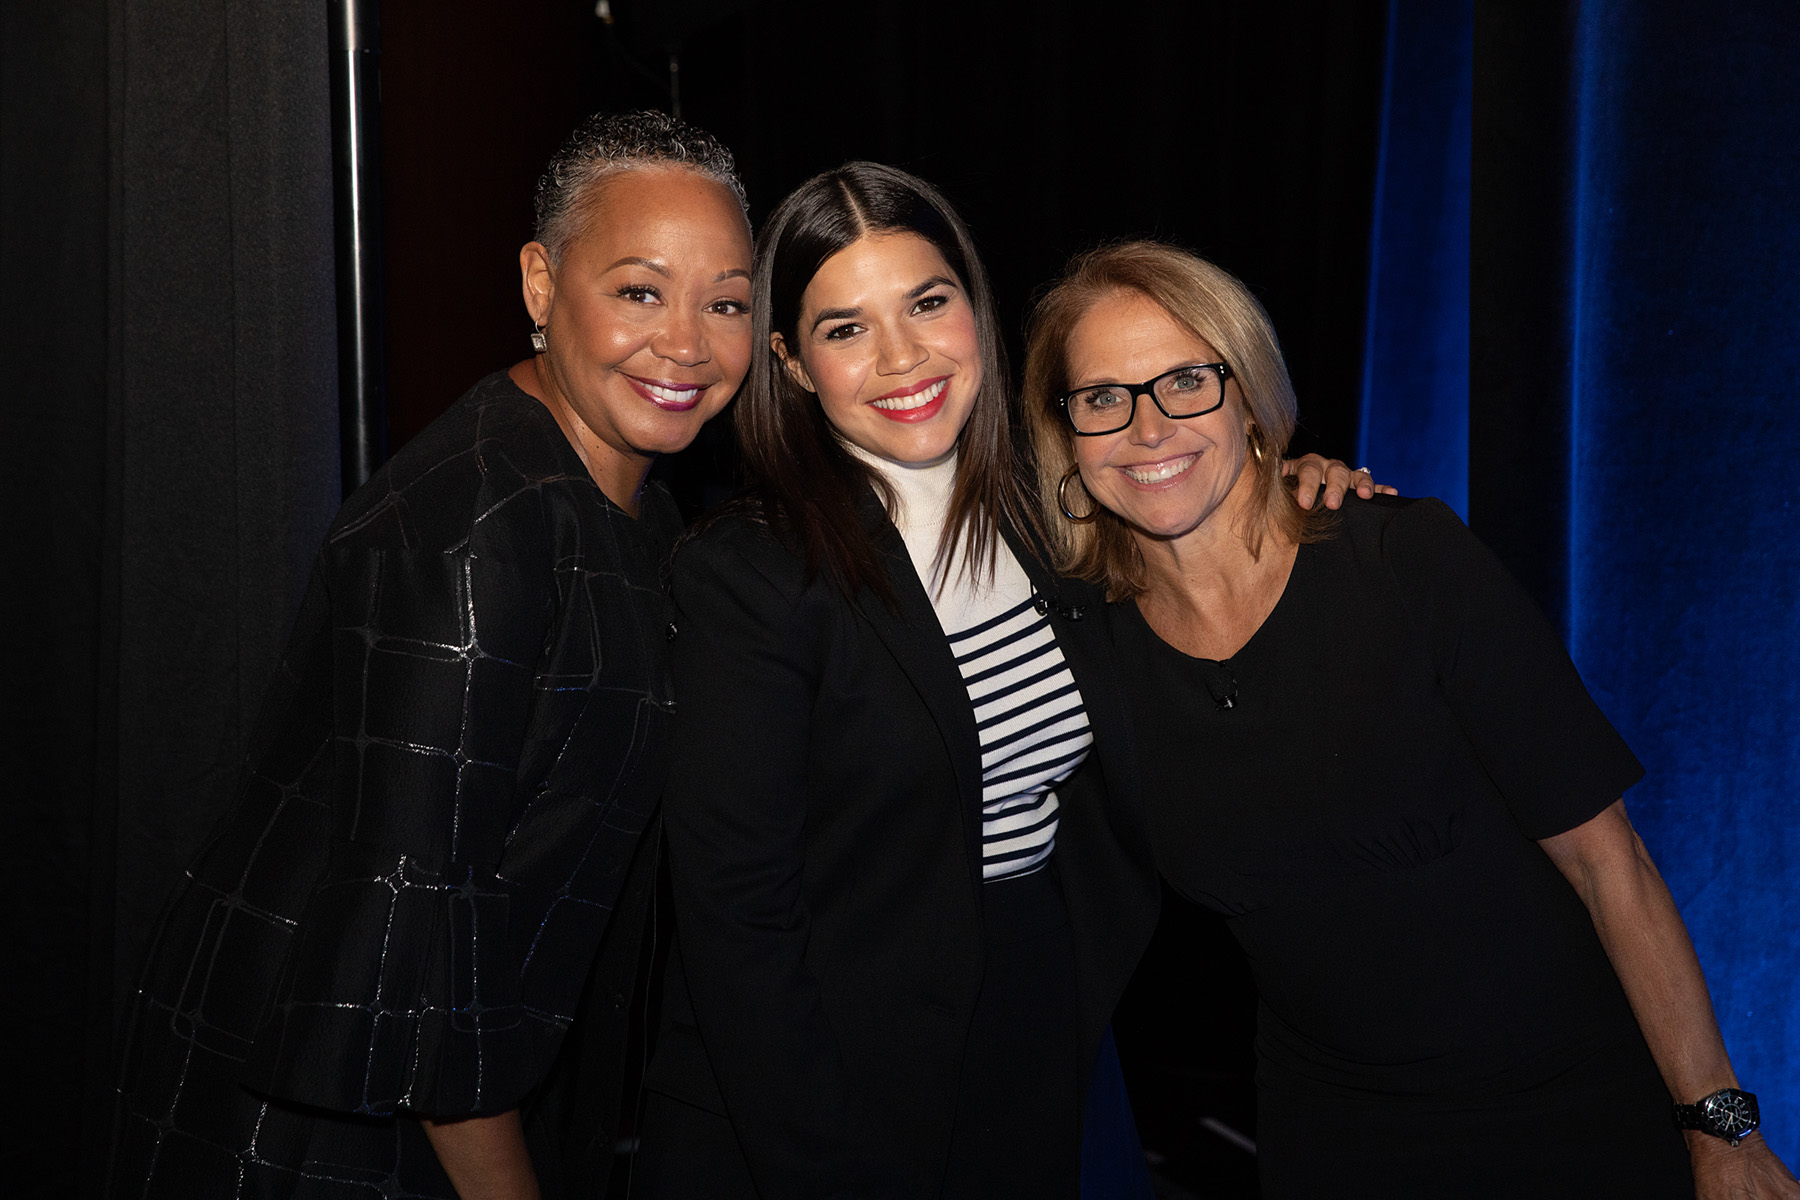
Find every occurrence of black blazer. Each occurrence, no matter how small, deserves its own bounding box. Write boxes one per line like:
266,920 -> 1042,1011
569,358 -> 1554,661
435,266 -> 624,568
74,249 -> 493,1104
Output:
645,492 -> 1159,1198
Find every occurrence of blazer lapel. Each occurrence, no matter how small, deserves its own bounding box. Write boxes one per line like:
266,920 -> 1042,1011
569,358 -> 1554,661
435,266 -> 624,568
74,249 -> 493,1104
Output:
854,489 -> 988,893
1008,529 -> 1151,858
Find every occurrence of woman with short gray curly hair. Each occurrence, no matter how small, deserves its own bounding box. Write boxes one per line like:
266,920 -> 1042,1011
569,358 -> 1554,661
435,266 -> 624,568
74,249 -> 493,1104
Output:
108,110 -> 753,1200
533,107 -> 747,262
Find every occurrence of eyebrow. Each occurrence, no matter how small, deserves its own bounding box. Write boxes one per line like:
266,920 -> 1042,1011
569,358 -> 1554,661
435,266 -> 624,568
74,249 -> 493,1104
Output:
908,274 -> 957,300
605,255 -> 671,278
606,257 -> 748,287
809,275 -> 960,332
1070,360 -> 1211,389
810,305 -> 861,331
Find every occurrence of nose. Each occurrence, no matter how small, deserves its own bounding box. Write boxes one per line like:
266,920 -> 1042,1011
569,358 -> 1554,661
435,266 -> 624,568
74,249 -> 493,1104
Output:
874,325 -> 928,377
1127,388 -> 1178,446
651,304 -> 710,368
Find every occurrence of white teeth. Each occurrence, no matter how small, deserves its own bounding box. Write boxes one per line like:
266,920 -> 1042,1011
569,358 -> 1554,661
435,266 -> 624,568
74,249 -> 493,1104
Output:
871,379 -> 947,411
1123,455 -> 1197,484
642,381 -> 699,404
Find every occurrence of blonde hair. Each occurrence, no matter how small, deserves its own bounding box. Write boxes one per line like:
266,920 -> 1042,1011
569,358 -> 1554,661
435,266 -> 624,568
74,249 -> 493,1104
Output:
1021,241 -> 1333,600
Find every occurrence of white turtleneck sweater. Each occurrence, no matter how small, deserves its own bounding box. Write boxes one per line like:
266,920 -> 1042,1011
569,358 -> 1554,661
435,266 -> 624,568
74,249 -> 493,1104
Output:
850,446 -> 1093,882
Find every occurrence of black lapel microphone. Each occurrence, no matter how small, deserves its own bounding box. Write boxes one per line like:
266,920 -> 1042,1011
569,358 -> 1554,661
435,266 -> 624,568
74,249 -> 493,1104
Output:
1200,660 -> 1238,710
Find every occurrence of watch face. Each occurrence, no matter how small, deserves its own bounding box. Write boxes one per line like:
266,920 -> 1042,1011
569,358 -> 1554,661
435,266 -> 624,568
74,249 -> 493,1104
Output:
1702,1090 -> 1759,1140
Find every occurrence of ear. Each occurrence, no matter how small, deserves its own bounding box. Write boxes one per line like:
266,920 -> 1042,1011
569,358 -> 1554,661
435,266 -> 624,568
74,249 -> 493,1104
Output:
770,331 -> 816,393
520,242 -> 555,326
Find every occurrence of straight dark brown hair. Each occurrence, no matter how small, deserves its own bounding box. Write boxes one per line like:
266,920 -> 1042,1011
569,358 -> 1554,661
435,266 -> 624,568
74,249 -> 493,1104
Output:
735,162 -> 1038,602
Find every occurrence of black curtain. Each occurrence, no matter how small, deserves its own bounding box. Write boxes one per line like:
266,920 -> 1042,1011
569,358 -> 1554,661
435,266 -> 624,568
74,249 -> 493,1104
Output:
1,3 -> 340,1195
1,1 -> 112,1189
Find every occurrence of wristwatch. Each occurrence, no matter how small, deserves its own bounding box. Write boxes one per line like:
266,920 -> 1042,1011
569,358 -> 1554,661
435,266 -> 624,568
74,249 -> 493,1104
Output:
1673,1087 -> 1760,1145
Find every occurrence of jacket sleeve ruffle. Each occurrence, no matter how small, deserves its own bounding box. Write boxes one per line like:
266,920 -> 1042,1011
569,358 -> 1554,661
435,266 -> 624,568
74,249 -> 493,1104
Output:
240,506 -> 571,1117
242,836 -> 568,1117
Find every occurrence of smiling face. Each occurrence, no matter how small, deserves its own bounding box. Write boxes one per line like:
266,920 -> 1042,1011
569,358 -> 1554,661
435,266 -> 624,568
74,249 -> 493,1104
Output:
1066,289 -> 1254,542
521,166 -> 752,499
778,231 -> 981,467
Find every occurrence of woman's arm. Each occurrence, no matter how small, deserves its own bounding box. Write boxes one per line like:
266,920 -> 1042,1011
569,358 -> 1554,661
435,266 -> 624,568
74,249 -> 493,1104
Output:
421,1111 -> 541,1200
1540,801 -> 1799,1199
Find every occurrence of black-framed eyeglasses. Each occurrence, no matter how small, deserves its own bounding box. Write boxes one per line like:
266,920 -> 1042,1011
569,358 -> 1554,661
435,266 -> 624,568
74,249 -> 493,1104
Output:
1058,362 -> 1232,436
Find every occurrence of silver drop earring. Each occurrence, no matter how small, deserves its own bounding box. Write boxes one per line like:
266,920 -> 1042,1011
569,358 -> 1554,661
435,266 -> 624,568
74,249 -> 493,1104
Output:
530,322 -> 547,353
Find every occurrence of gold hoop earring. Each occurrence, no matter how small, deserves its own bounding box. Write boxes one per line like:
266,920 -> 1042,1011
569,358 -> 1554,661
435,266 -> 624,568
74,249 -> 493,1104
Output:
1058,466 -> 1099,524
1248,425 -> 1266,466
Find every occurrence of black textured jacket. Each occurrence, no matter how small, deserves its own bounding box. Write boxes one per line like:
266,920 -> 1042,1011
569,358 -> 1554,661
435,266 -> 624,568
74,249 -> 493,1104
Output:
111,372 -> 678,1198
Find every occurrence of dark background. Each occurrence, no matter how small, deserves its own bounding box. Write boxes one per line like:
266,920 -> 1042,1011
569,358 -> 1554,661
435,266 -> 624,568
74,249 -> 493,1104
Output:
11,2 -> 1800,1198
380,1 -> 1387,508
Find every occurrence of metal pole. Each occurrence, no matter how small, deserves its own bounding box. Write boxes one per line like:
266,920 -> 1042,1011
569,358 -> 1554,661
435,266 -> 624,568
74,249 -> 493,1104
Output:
327,0 -> 388,495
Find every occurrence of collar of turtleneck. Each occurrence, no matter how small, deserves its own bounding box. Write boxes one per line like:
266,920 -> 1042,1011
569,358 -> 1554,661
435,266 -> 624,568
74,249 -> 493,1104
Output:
844,442 -> 961,589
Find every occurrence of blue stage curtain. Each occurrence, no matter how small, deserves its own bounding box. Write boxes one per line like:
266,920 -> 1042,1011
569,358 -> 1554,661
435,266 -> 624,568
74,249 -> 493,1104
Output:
1081,1027 -> 1156,1200
1357,0 -> 1471,516
1476,1 -> 1800,1160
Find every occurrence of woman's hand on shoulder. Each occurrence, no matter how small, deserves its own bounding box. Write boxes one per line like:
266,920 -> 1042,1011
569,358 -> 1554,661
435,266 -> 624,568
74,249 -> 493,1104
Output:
1690,1131 -> 1800,1200
1283,454 -> 1397,510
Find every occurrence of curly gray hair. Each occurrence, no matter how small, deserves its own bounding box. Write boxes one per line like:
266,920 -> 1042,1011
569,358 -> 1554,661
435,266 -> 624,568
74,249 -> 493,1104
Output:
533,109 -> 748,263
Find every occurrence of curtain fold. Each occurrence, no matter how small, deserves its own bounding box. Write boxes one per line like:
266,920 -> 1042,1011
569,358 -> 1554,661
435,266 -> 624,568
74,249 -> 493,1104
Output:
1473,1 -> 1800,1161
0,3 -> 113,1190
1,3 -> 339,1194
1357,0 -> 1471,517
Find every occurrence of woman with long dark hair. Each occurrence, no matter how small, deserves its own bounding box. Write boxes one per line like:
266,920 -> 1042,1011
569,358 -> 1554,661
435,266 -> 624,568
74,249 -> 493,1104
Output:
633,164 -> 1366,1198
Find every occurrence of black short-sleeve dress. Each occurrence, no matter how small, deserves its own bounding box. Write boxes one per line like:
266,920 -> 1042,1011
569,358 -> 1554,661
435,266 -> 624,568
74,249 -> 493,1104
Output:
1109,495 -> 1692,1198
109,373 -> 681,1199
